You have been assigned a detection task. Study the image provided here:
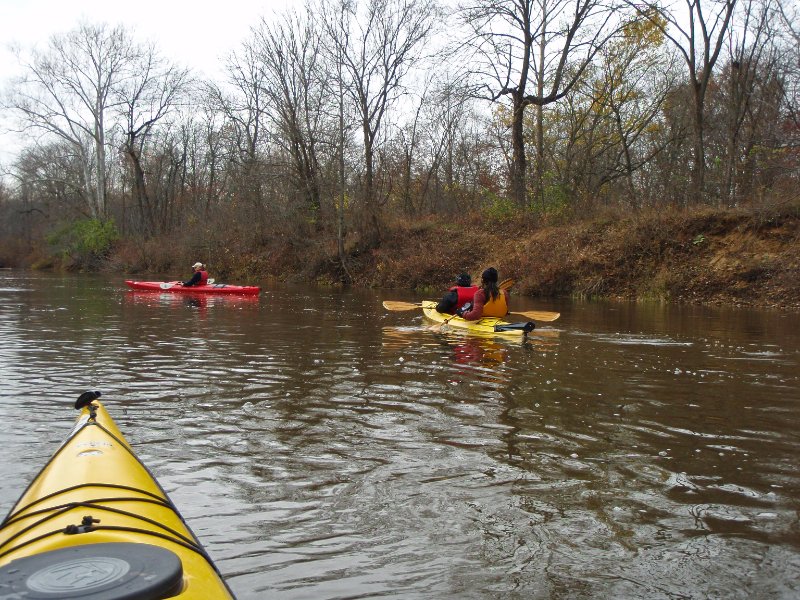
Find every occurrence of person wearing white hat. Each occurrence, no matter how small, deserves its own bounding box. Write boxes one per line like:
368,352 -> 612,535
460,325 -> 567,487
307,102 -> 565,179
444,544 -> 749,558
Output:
182,262 -> 209,287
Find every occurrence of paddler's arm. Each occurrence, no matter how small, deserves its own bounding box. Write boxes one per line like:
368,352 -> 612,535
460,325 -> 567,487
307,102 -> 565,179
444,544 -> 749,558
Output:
436,290 -> 458,313
460,289 -> 486,321
183,272 -> 201,286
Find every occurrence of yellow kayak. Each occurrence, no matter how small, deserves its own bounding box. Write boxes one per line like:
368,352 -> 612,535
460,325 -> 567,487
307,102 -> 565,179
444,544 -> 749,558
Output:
0,392 -> 235,599
421,301 -> 535,337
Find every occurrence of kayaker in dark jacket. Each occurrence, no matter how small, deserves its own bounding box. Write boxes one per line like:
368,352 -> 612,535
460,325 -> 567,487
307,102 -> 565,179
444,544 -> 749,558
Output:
459,267 -> 509,320
183,262 -> 209,286
436,273 -> 479,314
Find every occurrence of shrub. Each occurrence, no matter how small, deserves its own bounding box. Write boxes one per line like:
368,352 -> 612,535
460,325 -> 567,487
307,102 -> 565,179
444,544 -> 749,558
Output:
46,218 -> 120,270
482,192 -> 517,222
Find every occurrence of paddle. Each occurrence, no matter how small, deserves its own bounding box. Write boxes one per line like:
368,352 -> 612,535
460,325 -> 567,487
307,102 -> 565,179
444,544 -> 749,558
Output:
498,277 -> 514,291
382,300 -> 427,311
382,301 -> 560,322
507,310 -> 560,322
430,312 -> 459,332
160,278 -> 215,289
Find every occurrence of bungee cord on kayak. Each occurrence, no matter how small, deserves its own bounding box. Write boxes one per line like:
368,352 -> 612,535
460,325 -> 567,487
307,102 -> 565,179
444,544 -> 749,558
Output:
0,392 -> 236,599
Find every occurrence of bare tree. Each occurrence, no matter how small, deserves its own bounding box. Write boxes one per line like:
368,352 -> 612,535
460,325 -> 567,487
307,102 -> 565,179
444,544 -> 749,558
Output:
632,0 -> 738,202
393,84 -> 428,215
317,0 -> 357,282
114,45 -> 191,235
776,0 -> 800,135
417,77 -> 480,213
713,0 -> 778,204
12,142 -> 91,218
184,107 -> 229,218
252,10 -> 330,217
562,13 -> 679,206
321,0 -> 439,247
4,23 -> 141,219
210,39 -> 273,215
459,0 -> 628,208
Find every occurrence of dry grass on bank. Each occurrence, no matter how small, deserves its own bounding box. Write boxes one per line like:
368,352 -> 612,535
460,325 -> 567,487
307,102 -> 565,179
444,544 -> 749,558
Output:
15,199 -> 798,310
352,202 -> 800,309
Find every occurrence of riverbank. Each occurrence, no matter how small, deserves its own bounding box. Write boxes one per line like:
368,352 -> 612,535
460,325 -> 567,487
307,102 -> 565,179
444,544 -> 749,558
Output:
312,204 -> 800,309
8,203 -> 800,309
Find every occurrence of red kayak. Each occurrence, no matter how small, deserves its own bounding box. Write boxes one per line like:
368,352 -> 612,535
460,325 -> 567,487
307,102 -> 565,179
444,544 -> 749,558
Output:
125,280 -> 260,295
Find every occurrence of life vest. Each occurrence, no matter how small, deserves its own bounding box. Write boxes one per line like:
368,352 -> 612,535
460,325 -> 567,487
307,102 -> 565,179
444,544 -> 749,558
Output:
482,289 -> 508,317
450,285 -> 478,310
199,270 -> 209,285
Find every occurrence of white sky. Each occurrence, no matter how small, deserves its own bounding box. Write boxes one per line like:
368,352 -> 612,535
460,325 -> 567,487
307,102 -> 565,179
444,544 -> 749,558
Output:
0,0 -> 293,79
0,0 -> 295,171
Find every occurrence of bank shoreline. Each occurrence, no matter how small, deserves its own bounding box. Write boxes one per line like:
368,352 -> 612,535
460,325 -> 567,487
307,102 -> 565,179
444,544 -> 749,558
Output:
318,206 -> 800,310
8,205 -> 800,310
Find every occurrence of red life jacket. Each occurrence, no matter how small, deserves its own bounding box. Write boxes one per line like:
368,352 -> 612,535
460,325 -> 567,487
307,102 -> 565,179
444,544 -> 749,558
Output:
199,270 -> 209,285
450,285 -> 478,310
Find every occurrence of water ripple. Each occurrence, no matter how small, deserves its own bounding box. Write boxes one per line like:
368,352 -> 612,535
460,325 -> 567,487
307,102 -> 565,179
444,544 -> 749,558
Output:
1,274 -> 798,599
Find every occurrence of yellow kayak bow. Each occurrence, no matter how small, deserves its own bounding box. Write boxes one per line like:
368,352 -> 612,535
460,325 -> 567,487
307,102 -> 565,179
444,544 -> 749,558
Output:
0,392 -> 235,599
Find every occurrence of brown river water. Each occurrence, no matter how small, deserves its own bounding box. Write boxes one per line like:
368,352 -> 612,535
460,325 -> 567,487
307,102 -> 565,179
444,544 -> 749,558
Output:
0,271 -> 798,599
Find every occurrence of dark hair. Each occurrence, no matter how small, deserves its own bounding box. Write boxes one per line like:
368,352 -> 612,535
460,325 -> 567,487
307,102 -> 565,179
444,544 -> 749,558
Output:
455,273 -> 471,287
481,267 -> 500,300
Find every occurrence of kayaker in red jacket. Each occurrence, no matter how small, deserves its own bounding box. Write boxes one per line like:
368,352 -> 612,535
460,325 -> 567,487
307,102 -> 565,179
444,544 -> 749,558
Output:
436,273 -> 479,314
183,262 -> 209,286
459,267 -> 509,320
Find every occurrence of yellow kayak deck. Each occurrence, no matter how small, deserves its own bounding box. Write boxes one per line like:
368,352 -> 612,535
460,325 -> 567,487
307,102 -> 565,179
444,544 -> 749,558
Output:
0,395 -> 234,599
421,301 -> 534,337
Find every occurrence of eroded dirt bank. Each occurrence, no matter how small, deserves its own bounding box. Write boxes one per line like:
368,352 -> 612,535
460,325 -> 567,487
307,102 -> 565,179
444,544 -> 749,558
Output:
319,207 -> 799,309
13,205 -> 799,310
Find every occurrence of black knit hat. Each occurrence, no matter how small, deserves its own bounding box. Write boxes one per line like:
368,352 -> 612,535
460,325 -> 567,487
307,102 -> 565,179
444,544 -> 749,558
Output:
455,273 -> 471,287
481,267 -> 498,284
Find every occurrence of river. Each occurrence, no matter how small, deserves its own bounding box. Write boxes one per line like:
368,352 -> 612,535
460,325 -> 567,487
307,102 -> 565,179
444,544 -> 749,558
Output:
0,271 -> 798,599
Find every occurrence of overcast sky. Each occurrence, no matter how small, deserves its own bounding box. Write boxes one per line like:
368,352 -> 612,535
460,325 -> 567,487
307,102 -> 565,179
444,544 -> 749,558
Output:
0,0 -> 296,169
0,0 -> 294,79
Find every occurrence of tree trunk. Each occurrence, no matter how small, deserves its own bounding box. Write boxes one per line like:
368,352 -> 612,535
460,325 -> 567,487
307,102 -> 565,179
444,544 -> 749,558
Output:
535,103 -> 544,210
94,110 -> 107,220
362,121 -> 381,247
337,68 -> 351,285
691,85 -> 706,204
613,107 -> 637,207
534,18 -> 546,210
510,93 -> 528,207
126,146 -> 153,236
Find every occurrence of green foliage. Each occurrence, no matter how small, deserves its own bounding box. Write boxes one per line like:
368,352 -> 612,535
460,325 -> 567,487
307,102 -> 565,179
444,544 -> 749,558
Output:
526,172 -> 573,221
542,177 -> 572,219
692,233 -> 706,246
482,192 -> 517,222
47,218 -> 120,267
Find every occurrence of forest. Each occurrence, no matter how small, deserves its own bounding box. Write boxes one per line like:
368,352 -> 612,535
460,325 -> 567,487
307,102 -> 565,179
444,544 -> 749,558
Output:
0,0 -> 798,304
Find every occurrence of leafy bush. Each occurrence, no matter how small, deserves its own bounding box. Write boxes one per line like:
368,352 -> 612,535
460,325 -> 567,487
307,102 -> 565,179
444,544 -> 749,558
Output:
46,218 -> 120,269
482,192 -> 517,222
522,173 -> 574,222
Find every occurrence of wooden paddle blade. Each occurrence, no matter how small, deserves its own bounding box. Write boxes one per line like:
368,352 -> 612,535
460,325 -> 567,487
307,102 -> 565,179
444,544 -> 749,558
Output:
382,300 -> 423,311
509,310 -> 560,322
499,278 -> 515,291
